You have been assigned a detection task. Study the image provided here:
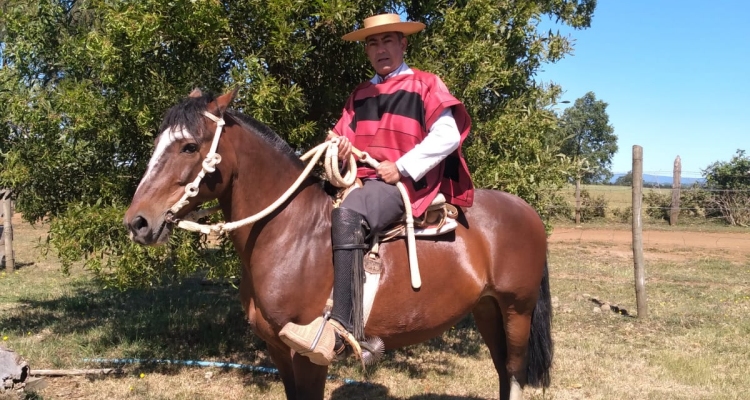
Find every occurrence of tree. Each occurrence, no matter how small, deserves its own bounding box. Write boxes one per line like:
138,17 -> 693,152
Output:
614,171 -> 633,186
702,149 -> 750,226
558,91 -> 618,184
557,92 -> 616,224
1,0 -> 596,287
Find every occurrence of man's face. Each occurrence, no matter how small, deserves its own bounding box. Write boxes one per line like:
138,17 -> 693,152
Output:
365,32 -> 407,77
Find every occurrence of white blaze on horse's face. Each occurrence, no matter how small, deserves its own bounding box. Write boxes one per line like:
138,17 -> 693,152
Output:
135,125 -> 195,193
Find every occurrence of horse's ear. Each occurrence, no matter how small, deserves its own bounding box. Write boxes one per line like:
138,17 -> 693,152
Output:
212,87 -> 239,115
188,88 -> 203,98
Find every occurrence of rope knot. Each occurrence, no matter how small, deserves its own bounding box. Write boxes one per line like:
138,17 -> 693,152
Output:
203,153 -> 222,172
185,182 -> 200,196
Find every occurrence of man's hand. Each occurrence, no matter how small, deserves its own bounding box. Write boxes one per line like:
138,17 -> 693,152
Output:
327,132 -> 352,161
376,161 -> 402,184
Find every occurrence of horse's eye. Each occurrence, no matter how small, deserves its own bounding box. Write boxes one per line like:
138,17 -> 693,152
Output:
182,143 -> 199,154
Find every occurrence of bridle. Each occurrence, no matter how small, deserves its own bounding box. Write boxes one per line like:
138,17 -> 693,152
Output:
163,108 -> 423,289
165,111 -> 225,222
164,110 -> 358,235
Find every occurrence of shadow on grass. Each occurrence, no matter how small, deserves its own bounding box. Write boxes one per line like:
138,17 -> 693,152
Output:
331,382 -> 489,400
0,277 -> 269,370
1,275 -> 493,392
0,260 -> 35,271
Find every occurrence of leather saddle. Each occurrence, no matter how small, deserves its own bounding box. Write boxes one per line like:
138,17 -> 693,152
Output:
378,193 -> 459,241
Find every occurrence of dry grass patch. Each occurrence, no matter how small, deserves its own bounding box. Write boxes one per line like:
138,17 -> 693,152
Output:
548,243 -> 750,400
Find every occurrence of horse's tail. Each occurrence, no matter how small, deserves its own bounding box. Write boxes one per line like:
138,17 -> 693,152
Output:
526,260 -> 553,388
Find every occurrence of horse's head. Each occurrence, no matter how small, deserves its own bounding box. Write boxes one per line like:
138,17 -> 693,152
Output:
124,88 -> 238,245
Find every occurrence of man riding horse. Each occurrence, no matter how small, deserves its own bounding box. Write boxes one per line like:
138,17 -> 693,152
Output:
280,13 -> 475,366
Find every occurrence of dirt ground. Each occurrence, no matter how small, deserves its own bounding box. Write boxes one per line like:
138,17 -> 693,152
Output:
4,211 -> 749,263
549,226 -> 750,263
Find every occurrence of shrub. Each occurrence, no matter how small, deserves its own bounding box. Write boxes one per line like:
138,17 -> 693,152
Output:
612,206 -> 632,223
643,190 -> 670,221
547,193 -> 573,221
579,189 -> 607,221
678,185 -> 710,218
641,186 -> 715,222
703,150 -> 750,226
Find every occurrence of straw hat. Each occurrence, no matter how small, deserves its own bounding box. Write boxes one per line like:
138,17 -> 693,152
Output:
342,13 -> 425,42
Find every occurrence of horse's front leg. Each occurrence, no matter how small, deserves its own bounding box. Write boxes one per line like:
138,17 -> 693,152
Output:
266,343 -> 298,399
291,352 -> 329,400
266,343 -> 329,400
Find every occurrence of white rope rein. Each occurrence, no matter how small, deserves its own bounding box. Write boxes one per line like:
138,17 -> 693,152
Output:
168,112 -> 355,234
168,112 -> 422,288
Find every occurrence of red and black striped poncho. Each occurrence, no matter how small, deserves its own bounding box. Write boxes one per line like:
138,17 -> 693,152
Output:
332,69 -> 474,217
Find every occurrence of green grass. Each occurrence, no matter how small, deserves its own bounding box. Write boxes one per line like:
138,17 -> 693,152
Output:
2,218 -> 750,399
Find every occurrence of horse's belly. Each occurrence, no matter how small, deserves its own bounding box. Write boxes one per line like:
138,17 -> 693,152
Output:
364,266 -> 482,349
367,309 -> 470,349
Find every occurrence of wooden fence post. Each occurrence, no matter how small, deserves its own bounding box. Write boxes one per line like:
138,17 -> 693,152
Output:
670,156 -> 681,226
1,190 -> 13,271
631,146 -> 647,318
575,178 -> 581,225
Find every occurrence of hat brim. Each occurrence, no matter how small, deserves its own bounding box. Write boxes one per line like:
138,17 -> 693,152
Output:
342,21 -> 426,42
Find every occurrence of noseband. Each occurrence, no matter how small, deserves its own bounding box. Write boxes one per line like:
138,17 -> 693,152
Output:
166,111 -> 225,220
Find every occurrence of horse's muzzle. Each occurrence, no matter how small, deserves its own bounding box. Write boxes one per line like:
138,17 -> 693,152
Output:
124,213 -> 171,245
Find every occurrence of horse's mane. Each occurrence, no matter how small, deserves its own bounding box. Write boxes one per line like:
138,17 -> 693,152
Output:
160,94 -> 212,140
225,108 -> 334,195
160,93 -> 302,167
225,110 -> 302,167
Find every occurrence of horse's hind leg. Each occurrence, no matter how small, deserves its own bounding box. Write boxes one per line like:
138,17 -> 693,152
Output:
473,296 -> 530,400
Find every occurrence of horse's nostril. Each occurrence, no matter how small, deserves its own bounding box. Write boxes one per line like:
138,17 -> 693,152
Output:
131,215 -> 148,232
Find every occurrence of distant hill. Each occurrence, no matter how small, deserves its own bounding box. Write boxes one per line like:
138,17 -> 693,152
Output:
609,174 -> 705,186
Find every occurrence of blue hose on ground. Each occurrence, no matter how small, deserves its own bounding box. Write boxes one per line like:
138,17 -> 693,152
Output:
83,358 -> 367,386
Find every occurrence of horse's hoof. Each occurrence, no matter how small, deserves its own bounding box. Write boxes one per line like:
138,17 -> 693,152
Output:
360,336 -> 385,366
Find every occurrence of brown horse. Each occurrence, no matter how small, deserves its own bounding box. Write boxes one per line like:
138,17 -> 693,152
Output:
124,89 -> 553,400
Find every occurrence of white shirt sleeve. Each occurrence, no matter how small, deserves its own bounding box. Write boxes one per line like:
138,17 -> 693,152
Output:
395,108 -> 461,181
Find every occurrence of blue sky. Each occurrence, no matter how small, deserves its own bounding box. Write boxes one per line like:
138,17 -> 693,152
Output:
536,1 -> 749,178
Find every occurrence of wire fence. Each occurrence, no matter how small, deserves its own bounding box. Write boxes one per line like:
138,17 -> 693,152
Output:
548,183 -> 750,219
612,170 -> 708,179
611,169 -> 750,183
